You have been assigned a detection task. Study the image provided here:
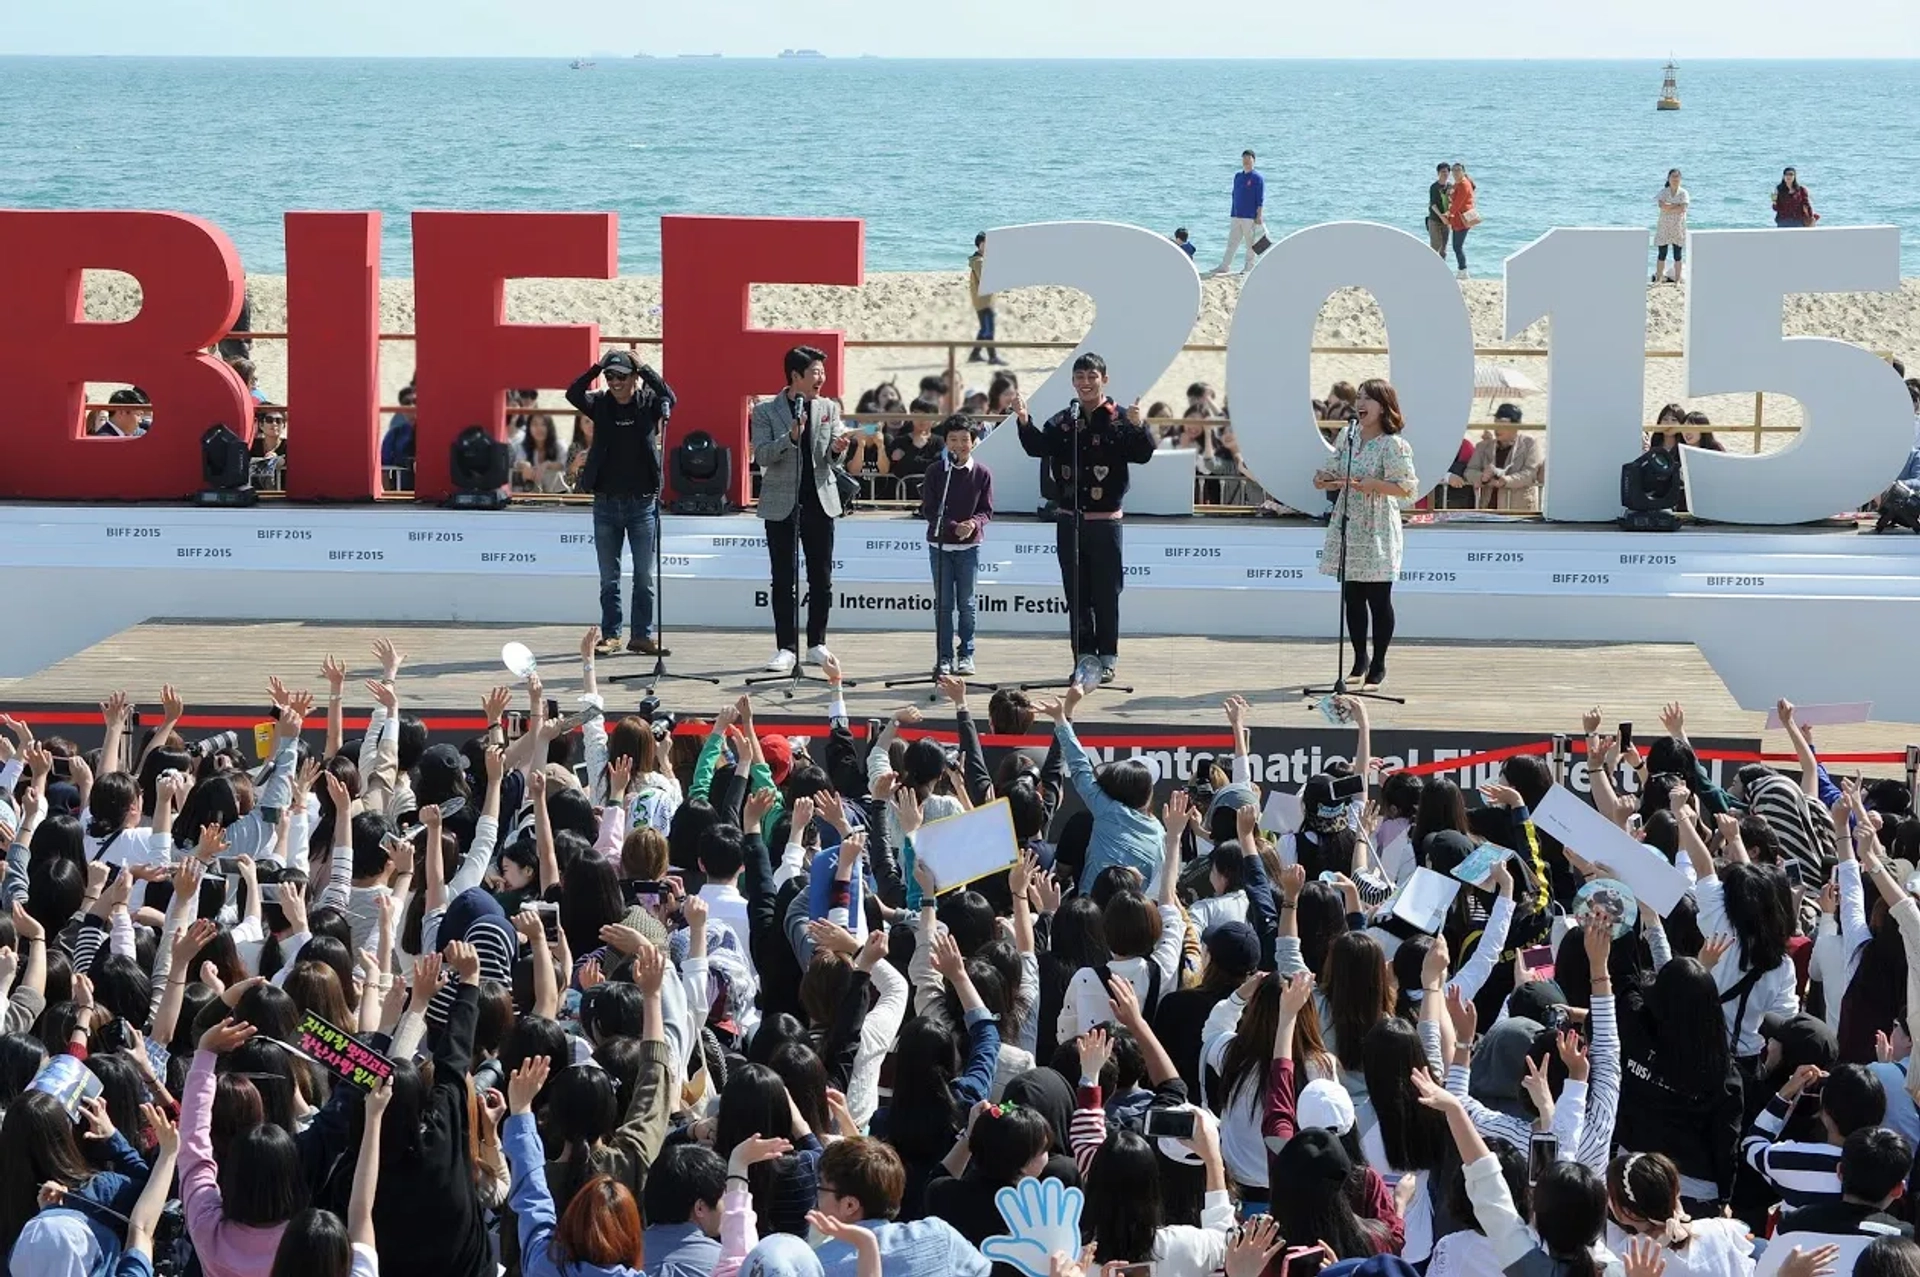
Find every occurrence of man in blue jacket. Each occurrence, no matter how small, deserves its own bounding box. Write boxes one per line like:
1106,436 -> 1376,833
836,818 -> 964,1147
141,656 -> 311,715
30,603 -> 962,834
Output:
1210,149 -> 1265,277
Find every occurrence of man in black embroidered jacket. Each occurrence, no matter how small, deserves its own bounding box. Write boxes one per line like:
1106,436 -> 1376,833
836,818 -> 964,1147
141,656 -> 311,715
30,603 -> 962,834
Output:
1013,352 -> 1156,683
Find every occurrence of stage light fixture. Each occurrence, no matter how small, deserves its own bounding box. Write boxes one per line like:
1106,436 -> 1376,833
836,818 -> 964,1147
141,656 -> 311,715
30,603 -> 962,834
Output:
669,429 -> 731,515
444,424 -> 511,511
1618,449 -> 1680,533
1875,480 -> 1920,533
194,423 -> 257,507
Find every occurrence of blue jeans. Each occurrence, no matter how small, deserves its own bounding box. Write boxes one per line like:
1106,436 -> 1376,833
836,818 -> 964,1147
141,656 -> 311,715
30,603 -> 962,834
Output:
593,493 -> 659,640
929,545 -> 979,661
970,308 -> 996,360
1450,226 -> 1470,270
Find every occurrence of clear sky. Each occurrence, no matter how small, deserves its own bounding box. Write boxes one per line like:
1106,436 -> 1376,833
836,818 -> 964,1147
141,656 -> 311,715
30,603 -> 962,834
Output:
5,0 -> 1919,58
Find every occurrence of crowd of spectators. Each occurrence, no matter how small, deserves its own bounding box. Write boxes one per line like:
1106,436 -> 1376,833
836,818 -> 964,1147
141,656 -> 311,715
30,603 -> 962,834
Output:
1,637 -> 1919,1277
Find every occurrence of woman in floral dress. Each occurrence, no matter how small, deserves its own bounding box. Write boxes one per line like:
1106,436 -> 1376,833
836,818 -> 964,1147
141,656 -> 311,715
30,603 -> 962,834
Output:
1315,379 -> 1418,689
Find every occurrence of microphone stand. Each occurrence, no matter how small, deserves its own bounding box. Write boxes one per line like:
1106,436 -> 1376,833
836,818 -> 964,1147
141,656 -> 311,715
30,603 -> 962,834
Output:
607,383 -> 719,693
886,445 -> 1001,699
1302,411 -> 1404,706
1022,399 -> 1133,695
746,395 -> 854,699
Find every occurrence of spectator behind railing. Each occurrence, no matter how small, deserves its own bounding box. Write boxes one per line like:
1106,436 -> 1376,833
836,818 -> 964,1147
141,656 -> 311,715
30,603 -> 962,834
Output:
381,382 -> 417,490
565,413 -> 594,489
512,413 -> 568,494
249,404 -> 288,493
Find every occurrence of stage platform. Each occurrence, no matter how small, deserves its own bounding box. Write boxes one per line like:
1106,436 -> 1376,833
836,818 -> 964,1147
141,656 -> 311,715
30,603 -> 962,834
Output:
1,621 -> 1911,768
3,503 -> 1919,722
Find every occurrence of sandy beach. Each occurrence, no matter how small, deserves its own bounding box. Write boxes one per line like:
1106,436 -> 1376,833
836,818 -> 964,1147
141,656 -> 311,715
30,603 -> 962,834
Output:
82,270 -> 1920,451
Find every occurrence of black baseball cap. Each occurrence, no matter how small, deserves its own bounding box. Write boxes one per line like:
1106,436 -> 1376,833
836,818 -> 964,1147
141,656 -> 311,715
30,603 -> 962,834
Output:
602,351 -> 639,376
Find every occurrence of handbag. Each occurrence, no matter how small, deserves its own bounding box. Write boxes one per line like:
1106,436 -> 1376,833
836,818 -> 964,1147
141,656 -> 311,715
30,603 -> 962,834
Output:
1462,209 -> 1483,228
1251,233 -> 1273,255
832,462 -> 860,510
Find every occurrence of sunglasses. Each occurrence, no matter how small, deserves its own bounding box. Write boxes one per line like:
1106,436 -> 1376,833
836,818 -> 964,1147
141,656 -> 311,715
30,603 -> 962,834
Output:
604,370 -> 635,382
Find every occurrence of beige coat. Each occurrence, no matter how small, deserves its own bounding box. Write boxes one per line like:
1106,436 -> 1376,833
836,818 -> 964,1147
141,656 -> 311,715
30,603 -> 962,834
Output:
1465,432 -> 1544,511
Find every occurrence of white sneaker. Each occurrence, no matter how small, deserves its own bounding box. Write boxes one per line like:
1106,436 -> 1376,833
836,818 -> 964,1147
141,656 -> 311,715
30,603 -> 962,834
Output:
805,643 -> 834,667
764,650 -> 797,674
953,656 -> 976,675
1456,269 -> 1470,280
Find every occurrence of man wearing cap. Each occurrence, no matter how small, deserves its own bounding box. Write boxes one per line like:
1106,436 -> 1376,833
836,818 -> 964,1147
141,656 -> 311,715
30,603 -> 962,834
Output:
566,351 -> 675,658
1465,402 -> 1544,511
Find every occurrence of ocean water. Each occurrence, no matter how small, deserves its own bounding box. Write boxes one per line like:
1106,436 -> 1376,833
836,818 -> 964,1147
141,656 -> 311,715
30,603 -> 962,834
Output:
4,56 -> 1920,275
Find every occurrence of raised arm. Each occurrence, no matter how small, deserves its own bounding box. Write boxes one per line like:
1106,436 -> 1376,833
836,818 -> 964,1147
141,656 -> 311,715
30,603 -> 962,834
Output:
321,656 -> 347,760
1775,700 -> 1822,800
349,1079 -> 392,1251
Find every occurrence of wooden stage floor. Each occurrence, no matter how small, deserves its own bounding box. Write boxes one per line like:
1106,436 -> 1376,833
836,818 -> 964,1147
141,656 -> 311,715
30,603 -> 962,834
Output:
3,620 -> 1914,760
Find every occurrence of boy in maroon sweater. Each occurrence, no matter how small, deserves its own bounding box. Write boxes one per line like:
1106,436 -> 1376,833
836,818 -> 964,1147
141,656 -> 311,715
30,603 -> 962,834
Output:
920,414 -> 995,675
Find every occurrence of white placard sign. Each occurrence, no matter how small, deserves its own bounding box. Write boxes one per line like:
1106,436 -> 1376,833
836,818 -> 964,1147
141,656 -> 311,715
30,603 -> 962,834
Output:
1260,788 -> 1304,835
1764,702 -> 1872,730
1383,867 -> 1462,936
912,798 -> 1020,892
1532,785 -> 1691,918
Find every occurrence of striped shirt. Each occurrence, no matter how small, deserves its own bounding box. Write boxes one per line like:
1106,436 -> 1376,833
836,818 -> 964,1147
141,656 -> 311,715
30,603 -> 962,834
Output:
1741,1092 -> 1843,1208
1447,992 -> 1620,1172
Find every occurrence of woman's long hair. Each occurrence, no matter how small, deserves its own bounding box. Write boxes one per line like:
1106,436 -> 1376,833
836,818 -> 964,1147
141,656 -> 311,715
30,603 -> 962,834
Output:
559,852 -> 625,958
1213,973 -> 1281,1111
544,1063 -> 620,1210
1296,882 -> 1349,976
1532,1161 -> 1607,1277
0,1091 -> 98,1252
882,1018 -> 964,1162
1646,958 -> 1733,1098
1361,1019 -> 1449,1173
1719,862 -> 1793,975
1321,932 -> 1392,1073
1082,1131 -> 1163,1263
1271,1130 -> 1379,1265
715,1063 -> 796,1231
1412,781 -> 1471,860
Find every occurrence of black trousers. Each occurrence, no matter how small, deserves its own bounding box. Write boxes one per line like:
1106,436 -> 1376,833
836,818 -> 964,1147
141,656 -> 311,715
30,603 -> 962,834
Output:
1055,516 -> 1123,658
1342,579 -> 1396,668
765,503 -> 835,653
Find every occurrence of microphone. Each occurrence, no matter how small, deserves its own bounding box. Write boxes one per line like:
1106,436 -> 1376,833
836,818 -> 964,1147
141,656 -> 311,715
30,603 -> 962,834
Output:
1068,398 -> 1081,425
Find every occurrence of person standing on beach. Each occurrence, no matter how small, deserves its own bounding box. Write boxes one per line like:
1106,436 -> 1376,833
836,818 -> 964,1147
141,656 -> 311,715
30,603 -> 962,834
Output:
750,344 -> 853,674
1445,162 -> 1477,280
567,350 -> 674,657
1425,163 -> 1452,257
967,233 -> 1004,365
1013,353 -> 1156,684
1209,150 -> 1265,277
1654,168 -> 1689,284
1773,167 -> 1819,227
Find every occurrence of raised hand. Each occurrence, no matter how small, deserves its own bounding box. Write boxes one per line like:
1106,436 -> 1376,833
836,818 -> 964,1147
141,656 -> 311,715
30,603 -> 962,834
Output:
744,786 -> 778,828
1445,985 -> 1477,1043
1660,701 -> 1686,738
322,655 -> 348,694
199,1017 -> 257,1055
444,939 -> 480,985
373,637 -> 405,681
929,931 -> 966,983
1076,1027 -> 1113,1080
1224,1216 -> 1286,1277
482,685 -> 513,722
507,1055 -> 551,1114
1556,1029 -> 1590,1083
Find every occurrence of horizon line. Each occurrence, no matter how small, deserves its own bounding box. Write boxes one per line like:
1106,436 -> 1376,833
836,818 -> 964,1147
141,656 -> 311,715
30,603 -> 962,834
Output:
5,52 -> 1920,61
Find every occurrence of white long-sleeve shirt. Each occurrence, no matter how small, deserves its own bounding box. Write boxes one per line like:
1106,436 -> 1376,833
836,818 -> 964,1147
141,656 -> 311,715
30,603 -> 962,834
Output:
1696,873 -> 1800,1057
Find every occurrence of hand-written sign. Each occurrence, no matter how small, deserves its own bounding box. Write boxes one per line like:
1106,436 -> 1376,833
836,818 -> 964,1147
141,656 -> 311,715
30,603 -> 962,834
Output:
294,1009 -> 395,1092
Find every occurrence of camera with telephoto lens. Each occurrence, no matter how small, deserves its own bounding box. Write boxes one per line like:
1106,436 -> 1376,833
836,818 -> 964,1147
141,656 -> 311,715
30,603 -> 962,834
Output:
190,730 -> 240,759
1186,779 -> 1217,810
637,694 -> 676,741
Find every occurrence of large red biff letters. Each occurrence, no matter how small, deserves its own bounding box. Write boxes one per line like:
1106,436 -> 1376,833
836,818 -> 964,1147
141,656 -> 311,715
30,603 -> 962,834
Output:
660,215 -> 865,500
0,209 -> 860,505
0,211 -> 252,500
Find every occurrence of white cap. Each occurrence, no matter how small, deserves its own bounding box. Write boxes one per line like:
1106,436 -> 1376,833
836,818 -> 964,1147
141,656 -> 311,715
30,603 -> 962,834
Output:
1298,1077 -> 1358,1136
